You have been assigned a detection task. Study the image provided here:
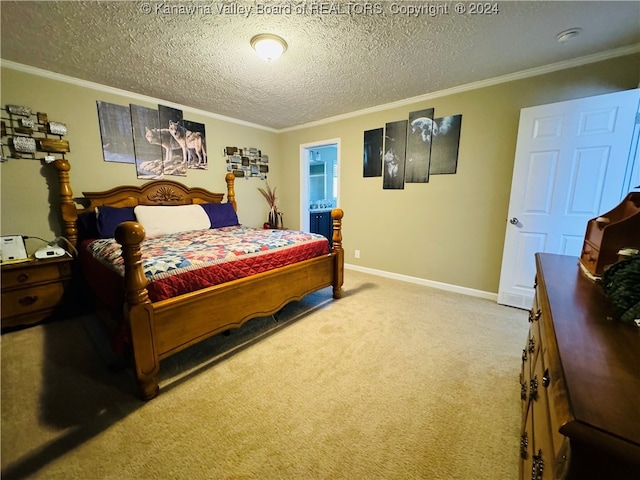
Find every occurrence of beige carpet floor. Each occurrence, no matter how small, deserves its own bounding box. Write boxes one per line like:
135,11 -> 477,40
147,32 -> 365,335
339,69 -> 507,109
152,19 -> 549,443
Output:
1,270 -> 529,479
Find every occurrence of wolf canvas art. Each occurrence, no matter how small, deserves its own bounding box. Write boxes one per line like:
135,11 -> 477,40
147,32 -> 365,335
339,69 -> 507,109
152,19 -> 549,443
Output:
168,119 -> 208,169
97,101 -> 135,164
130,104 -> 164,179
157,105 -> 187,176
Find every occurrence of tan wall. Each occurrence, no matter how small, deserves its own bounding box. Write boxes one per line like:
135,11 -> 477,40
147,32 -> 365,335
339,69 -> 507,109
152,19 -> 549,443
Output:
278,54 -> 640,293
0,66 -> 281,254
2,53 -> 638,294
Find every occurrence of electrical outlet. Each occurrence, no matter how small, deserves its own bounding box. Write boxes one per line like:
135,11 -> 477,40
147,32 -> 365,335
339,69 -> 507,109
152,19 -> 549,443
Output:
354,249 -> 360,259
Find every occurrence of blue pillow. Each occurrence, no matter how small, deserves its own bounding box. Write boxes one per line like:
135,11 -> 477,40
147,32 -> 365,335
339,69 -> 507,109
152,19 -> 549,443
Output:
96,206 -> 136,238
200,203 -> 239,228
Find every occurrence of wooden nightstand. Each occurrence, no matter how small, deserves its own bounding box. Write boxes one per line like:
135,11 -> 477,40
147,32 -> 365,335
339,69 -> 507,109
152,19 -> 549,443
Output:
1,256 -> 73,331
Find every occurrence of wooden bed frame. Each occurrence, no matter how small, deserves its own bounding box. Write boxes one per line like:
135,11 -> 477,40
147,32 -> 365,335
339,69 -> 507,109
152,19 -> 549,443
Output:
53,159 -> 344,400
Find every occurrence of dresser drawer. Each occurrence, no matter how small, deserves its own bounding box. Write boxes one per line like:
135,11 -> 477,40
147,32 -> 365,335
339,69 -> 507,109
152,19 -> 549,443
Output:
1,281 -> 66,318
523,314 -> 541,378
520,402 -> 534,479
532,352 -> 556,479
520,348 -> 555,480
520,328 -> 534,419
541,342 -> 571,467
1,261 -> 70,289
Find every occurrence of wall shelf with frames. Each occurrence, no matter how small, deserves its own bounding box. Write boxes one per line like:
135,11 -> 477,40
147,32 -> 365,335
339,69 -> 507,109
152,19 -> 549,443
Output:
224,146 -> 269,180
1,104 -> 69,163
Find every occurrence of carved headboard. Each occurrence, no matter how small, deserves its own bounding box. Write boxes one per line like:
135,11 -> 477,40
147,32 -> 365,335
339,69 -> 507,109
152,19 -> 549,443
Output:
53,159 -> 236,247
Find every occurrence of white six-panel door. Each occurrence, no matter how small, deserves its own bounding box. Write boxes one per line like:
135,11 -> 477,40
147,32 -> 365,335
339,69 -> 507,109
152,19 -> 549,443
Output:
498,89 -> 640,309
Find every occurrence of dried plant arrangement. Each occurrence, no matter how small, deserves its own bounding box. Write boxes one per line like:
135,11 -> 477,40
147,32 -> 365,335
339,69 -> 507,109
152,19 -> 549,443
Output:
258,182 -> 280,228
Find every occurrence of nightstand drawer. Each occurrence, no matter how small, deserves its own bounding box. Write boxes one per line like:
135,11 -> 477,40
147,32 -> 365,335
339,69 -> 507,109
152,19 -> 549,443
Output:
2,261 -> 70,288
1,281 -> 66,318
1,257 -> 73,329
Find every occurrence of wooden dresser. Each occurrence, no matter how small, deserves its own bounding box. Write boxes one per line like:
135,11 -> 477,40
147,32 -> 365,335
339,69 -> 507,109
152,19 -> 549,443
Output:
520,253 -> 640,480
1,256 -> 73,330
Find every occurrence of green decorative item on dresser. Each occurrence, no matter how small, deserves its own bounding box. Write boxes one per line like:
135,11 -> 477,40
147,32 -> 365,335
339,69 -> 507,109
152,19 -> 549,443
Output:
601,253 -> 640,326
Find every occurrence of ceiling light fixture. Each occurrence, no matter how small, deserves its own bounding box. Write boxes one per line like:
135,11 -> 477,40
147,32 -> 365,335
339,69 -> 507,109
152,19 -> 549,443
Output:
556,28 -> 582,44
251,34 -> 288,61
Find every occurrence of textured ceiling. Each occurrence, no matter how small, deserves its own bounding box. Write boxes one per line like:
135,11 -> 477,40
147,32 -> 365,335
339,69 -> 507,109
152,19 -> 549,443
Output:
1,1 -> 639,130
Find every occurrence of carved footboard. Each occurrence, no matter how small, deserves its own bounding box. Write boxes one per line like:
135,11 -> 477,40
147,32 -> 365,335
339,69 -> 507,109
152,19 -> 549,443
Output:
52,158 -> 344,400
115,211 -> 344,400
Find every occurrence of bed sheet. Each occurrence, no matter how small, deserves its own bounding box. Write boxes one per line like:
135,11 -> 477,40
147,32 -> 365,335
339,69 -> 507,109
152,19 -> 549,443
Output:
81,226 -> 330,303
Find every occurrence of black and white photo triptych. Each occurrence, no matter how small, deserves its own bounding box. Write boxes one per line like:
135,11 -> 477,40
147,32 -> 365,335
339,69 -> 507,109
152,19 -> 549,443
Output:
363,108 -> 462,189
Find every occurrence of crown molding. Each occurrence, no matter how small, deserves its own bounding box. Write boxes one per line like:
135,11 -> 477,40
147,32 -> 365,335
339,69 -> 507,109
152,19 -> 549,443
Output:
280,44 -> 640,132
3,43 -> 639,134
0,59 -> 278,133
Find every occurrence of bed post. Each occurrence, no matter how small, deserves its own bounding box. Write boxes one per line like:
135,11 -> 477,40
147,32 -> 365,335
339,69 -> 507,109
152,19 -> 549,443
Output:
331,208 -> 344,299
53,159 -> 79,247
225,172 -> 237,211
114,221 -> 160,400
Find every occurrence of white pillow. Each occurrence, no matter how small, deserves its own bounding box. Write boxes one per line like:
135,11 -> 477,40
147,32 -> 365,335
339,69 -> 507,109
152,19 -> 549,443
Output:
134,205 -> 211,237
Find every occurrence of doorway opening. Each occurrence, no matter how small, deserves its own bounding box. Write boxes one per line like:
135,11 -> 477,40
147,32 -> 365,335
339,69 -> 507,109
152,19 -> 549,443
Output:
299,140 -> 340,238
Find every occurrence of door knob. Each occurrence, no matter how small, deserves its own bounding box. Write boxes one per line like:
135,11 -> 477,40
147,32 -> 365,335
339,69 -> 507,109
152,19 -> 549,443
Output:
510,217 -> 519,225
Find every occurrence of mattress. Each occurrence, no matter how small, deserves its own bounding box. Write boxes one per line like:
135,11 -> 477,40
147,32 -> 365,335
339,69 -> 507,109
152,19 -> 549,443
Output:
80,225 -> 330,303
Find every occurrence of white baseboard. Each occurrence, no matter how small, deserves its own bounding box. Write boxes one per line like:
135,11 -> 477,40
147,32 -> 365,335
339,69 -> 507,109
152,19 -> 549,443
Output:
345,263 -> 498,302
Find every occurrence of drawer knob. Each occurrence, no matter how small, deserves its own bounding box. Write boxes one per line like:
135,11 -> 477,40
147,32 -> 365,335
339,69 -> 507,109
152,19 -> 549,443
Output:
542,369 -> 550,387
18,295 -> 38,306
17,272 -> 30,283
528,337 -> 535,354
522,348 -> 528,363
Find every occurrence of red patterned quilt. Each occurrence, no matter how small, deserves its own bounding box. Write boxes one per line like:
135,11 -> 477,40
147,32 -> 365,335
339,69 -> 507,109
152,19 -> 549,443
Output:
84,226 -> 330,302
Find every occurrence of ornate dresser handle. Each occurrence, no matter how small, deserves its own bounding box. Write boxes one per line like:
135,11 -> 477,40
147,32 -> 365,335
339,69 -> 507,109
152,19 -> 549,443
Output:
542,369 -> 550,387
18,295 -> 38,306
